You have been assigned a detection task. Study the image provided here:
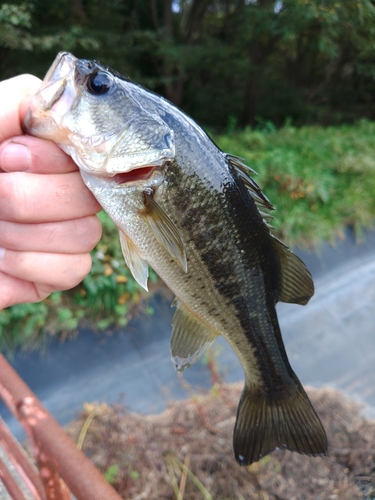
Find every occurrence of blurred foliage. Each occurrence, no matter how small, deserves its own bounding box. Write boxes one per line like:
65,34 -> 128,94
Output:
1,0 -> 375,127
216,118 -> 375,244
2,120 -> 375,350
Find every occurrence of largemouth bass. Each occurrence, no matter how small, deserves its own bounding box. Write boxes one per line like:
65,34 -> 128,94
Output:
24,52 -> 327,465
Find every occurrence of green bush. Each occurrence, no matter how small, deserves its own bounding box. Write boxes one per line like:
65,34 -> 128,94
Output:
2,120 -> 375,351
216,119 -> 375,244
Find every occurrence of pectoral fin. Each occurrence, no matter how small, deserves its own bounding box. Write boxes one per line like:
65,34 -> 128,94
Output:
272,236 -> 314,305
141,192 -> 187,272
119,230 -> 149,291
171,300 -> 218,372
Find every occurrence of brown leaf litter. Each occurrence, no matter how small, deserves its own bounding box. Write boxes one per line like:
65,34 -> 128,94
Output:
66,383 -> 375,499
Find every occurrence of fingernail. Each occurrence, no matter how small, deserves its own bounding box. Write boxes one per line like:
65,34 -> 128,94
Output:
0,248 -> 5,261
0,142 -> 31,171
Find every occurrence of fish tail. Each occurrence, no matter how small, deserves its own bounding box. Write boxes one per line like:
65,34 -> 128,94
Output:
233,382 -> 327,466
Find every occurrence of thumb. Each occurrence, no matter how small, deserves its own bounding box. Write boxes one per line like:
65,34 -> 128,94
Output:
0,74 -> 41,143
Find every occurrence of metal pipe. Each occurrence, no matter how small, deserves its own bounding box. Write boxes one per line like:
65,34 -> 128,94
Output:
0,454 -> 28,500
0,354 -> 123,500
0,417 -> 46,500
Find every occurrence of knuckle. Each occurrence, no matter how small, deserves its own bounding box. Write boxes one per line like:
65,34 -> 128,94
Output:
60,254 -> 92,290
44,225 -> 58,245
0,175 -> 19,220
0,222 -> 16,248
53,182 -> 71,202
34,284 -> 54,302
27,136 -> 76,174
85,215 -> 103,248
0,173 -> 34,221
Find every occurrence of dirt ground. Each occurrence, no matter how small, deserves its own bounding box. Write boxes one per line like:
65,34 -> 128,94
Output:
66,383 -> 375,499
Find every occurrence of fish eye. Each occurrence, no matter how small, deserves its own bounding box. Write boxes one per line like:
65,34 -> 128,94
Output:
86,71 -> 112,95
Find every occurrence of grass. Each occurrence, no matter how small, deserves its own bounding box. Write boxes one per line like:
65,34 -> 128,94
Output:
2,119 -> 375,350
215,118 -> 375,245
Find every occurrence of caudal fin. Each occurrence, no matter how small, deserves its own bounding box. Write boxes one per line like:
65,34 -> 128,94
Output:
233,383 -> 327,466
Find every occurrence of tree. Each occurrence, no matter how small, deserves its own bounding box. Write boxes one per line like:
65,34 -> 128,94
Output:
2,0 -> 375,128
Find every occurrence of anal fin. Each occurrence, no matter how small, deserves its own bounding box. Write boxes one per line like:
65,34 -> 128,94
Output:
233,381 -> 327,466
119,230 -> 149,291
171,300 -> 218,372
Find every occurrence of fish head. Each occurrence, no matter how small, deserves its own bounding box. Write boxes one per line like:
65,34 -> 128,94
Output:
23,51 -> 175,178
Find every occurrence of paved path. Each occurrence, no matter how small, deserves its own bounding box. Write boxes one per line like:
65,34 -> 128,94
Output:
2,227 -> 375,439
280,250 -> 375,418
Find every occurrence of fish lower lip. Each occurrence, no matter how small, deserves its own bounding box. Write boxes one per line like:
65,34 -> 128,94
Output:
113,166 -> 154,184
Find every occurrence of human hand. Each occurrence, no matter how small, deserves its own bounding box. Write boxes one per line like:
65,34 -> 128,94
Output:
0,74 -> 102,309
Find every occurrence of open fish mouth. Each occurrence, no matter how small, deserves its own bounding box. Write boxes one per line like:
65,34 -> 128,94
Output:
22,52 -> 78,141
113,166 -> 155,184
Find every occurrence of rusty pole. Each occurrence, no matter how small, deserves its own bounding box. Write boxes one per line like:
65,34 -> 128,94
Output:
0,354 -> 123,500
0,454 -> 29,500
0,417 -> 46,499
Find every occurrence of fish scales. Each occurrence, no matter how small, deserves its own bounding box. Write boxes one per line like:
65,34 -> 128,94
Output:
23,52 -> 327,466
162,160 -> 288,386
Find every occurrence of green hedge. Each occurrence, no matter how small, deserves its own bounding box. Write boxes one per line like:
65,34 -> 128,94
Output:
2,120 -> 375,351
217,119 -> 375,244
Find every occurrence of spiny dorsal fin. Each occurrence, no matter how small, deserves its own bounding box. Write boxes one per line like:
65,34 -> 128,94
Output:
258,210 -> 275,230
171,300 -> 218,372
226,154 -> 257,175
141,191 -> 187,272
227,154 -> 313,304
258,210 -> 274,221
272,235 -> 314,305
119,230 -> 149,291
233,381 -> 327,466
226,154 -> 274,212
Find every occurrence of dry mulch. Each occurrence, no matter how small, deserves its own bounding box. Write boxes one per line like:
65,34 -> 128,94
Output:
66,383 -> 375,499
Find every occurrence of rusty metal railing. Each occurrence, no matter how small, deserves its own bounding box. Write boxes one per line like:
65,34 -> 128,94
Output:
0,354 -> 124,500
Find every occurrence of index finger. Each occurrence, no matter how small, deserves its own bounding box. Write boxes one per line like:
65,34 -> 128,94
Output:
0,135 -> 78,174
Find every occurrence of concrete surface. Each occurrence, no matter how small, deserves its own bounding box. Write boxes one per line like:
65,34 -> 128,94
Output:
1,226 -> 375,439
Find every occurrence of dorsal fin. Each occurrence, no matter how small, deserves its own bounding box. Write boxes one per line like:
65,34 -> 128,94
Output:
226,154 -> 257,175
272,235 -> 314,305
228,153 -> 313,305
226,154 -> 274,212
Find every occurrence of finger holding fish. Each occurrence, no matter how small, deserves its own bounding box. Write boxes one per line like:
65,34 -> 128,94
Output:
0,170 -> 100,223
0,217 -> 101,254
0,168 -> 101,308
0,271 -> 54,309
0,249 -> 92,290
0,250 -> 92,309
0,135 -> 78,174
